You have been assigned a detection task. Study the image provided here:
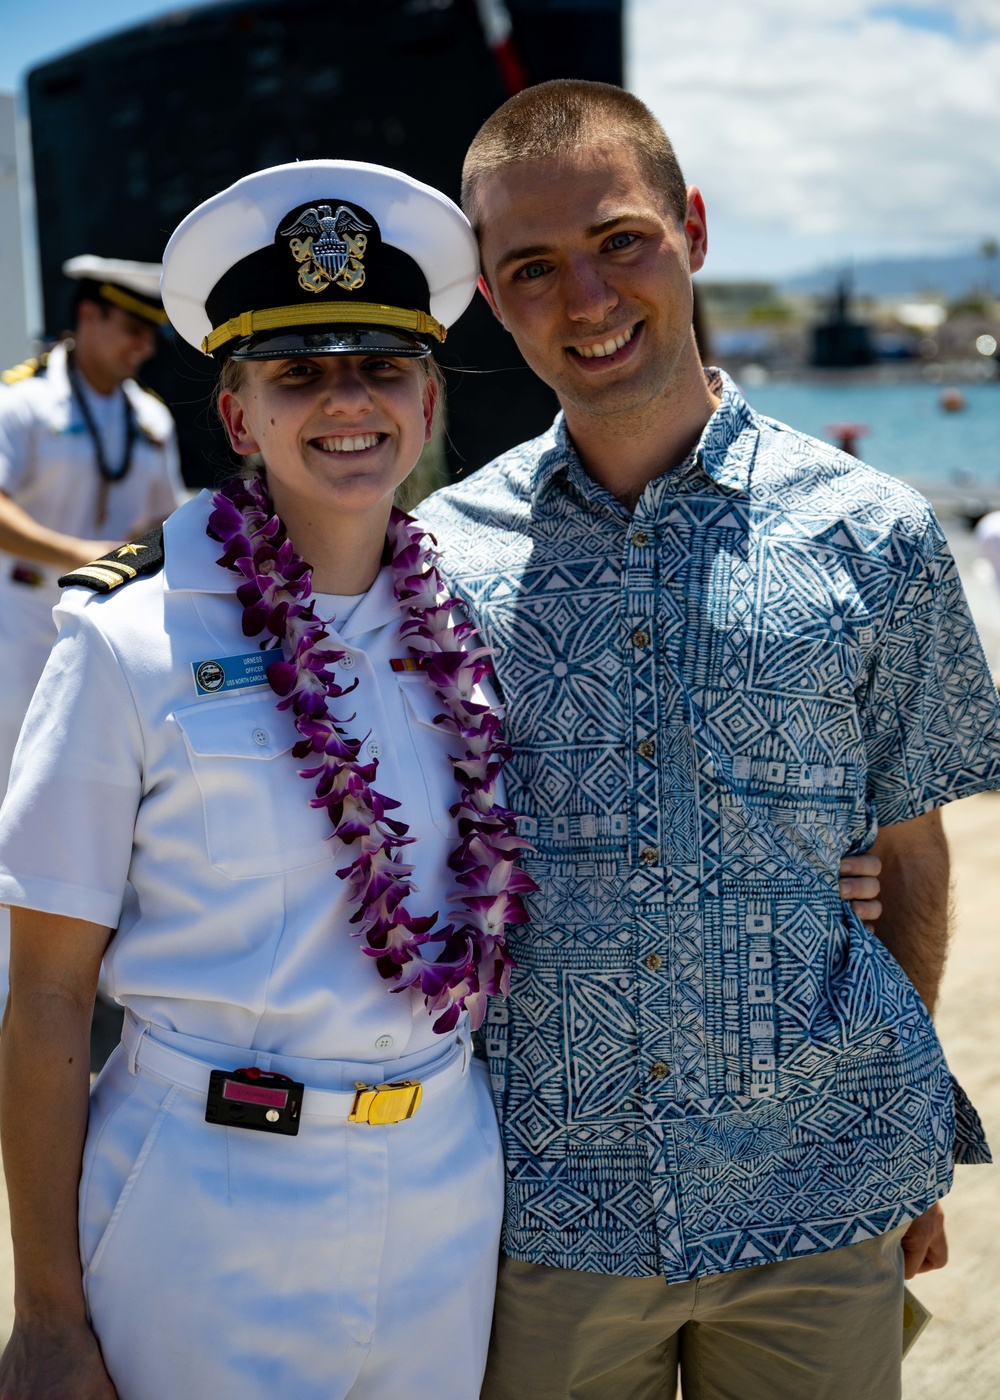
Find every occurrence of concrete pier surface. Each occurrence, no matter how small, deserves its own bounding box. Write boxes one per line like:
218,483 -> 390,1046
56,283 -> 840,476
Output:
0,790 -> 995,1386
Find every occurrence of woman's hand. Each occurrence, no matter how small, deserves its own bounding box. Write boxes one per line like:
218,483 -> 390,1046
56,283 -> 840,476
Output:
838,853 -> 882,930
0,1316 -> 118,1398
0,911 -> 114,1400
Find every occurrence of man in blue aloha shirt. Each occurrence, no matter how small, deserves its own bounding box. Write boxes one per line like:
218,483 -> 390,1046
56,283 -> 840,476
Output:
417,80 -> 1000,1400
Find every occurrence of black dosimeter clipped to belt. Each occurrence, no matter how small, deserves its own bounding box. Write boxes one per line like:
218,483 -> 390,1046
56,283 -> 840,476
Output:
205,1066 -> 304,1136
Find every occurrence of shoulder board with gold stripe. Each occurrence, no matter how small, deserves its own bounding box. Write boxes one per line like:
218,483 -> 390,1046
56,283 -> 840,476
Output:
1,353 -> 49,386
58,527 -> 164,594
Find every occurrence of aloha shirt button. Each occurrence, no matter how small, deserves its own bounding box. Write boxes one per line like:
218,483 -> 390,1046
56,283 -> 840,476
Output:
649,1060 -> 670,1080
632,629 -> 650,648
631,531 -> 649,547
340,653 -> 356,670
375,1035 -> 394,1051
367,740 -> 382,758
252,728 -> 269,747
640,845 -> 660,865
644,952 -> 663,972
637,738 -> 655,759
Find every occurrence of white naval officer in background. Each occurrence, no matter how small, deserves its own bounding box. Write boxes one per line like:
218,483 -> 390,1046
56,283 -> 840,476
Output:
0,254 -> 184,793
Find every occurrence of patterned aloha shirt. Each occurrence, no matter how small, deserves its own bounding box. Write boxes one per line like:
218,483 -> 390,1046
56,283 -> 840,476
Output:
418,369 -> 998,1282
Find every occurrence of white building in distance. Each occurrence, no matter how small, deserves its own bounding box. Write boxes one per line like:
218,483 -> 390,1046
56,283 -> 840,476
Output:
0,93 -> 29,372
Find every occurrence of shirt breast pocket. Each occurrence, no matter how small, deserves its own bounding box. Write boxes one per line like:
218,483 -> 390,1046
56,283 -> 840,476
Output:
173,695 -> 332,879
397,678 -> 457,837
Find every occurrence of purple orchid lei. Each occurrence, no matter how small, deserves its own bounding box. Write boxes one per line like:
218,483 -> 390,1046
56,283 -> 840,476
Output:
207,475 -> 536,1033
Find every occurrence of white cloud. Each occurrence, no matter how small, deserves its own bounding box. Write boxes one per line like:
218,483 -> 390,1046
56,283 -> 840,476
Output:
628,0 -> 1000,273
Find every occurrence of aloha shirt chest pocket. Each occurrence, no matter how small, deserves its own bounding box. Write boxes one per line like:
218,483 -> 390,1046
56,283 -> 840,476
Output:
174,693 -> 333,879
397,674 -> 504,837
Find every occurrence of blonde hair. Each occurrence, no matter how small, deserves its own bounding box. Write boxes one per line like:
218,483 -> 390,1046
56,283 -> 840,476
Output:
462,79 -> 688,236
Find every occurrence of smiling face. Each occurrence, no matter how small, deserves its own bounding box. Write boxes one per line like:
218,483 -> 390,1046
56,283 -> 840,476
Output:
476,142 -> 708,428
218,353 -> 436,527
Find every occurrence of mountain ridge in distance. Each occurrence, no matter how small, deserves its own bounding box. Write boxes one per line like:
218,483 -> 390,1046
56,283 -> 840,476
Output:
777,249 -> 1000,300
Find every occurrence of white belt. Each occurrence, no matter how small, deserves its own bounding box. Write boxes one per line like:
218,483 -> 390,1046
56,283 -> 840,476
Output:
120,1013 -> 470,1124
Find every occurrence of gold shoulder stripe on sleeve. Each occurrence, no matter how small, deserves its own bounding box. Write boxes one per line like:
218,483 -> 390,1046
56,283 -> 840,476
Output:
58,525 -> 165,594
1,356 -> 46,386
73,565 -> 132,590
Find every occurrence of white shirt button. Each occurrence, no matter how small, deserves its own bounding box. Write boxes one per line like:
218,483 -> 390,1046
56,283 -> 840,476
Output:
367,740 -> 382,757
375,1034 -> 394,1051
340,653 -> 356,670
252,728 -> 269,747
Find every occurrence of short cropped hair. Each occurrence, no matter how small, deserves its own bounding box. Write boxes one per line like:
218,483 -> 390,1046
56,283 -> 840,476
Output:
71,279 -> 115,324
462,80 -> 688,235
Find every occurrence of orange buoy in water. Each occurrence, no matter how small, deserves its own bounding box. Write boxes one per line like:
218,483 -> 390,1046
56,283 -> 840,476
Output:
827,423 -> 869,457
940,387 -> 966,412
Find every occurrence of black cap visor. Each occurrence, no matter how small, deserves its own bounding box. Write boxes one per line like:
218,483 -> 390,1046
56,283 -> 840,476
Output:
230,325 -> 432,361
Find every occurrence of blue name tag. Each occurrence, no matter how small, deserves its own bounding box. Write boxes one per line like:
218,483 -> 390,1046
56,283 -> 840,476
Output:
192,652 -> 271,697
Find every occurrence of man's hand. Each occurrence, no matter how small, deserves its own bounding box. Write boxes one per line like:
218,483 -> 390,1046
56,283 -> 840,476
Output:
0,492 -> 119,572
901,1202 -> 948,1279
0,1315 -> 118,1398
838,853 -> 882,930
67,538 -> 122,568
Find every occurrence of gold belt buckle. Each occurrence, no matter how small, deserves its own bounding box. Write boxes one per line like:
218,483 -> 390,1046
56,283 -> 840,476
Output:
348,1079 -> 423,1125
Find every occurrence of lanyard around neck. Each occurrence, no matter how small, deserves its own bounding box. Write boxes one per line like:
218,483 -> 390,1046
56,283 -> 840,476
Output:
67,357 -> 137,486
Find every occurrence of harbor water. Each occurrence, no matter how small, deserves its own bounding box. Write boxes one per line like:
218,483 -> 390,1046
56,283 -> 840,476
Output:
739,378 -> 1000,511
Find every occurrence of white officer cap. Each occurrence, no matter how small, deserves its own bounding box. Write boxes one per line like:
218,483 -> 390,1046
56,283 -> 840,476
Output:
62,255 -> 167,326
161,159 -> 480,361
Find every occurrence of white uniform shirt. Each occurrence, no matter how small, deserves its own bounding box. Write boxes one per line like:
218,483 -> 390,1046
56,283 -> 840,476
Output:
0,341 -> 183,591
0,491 -> 502,1061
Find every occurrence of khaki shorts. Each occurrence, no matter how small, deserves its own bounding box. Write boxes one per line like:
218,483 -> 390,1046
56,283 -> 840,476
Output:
482,1226 -> 907,1400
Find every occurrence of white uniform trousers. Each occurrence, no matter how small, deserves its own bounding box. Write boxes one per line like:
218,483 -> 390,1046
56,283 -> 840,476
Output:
80,1013 -> 504,1400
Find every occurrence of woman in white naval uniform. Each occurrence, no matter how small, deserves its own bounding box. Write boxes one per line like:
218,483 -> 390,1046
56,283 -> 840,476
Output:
0,162 -> 524,1400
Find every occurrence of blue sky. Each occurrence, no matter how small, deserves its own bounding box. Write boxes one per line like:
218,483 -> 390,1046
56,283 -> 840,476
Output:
870,4 -> 959,34
2,0 -> 997,278
0,0 -> 174,89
